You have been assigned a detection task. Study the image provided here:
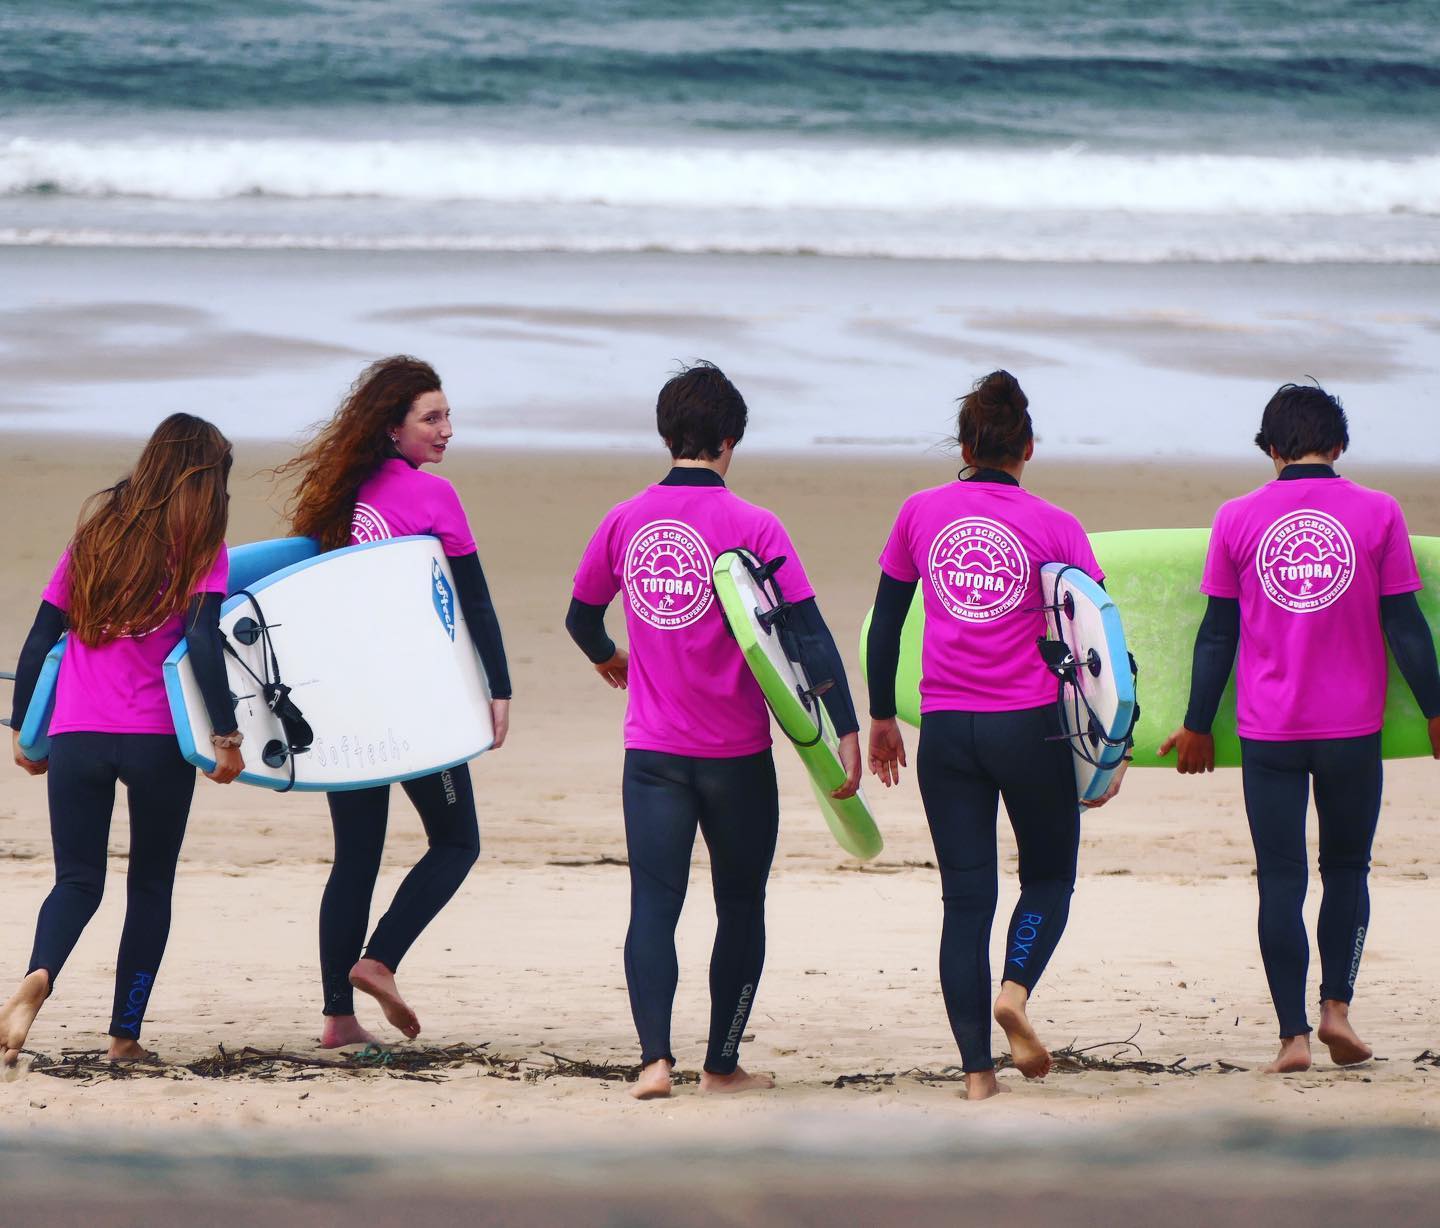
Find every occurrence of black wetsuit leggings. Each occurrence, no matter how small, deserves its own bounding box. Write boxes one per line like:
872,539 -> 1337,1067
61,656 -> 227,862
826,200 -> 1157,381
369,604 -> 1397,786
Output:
320,765 -> 479,1016
28,733 -> 196,1041
622,748 -> 779,1074
916,707 -> 1080,1073
1240,734 -> 1383,1038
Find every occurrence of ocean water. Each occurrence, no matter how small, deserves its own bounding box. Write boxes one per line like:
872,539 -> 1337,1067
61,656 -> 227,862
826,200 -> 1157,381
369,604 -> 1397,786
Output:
2,0 -> 1437,262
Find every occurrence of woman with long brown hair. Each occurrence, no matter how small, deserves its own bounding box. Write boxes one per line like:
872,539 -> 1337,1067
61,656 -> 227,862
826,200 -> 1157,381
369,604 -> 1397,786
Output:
866,371 -> 1122,1101
280,356 -> 511,1048
2,413 -> 242,1067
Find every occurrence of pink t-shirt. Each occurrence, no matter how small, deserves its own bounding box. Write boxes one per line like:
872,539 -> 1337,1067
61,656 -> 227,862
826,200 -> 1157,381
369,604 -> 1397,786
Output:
1200,474 -> 1421,741
572,479 -> 815,757
349,457 -> 476,555
43,544 -> 230,736
879,480 -> 1102,713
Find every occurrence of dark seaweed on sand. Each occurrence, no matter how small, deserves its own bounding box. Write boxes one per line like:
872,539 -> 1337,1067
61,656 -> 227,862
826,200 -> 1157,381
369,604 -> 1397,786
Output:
525,1052 -> 700,1085
21,1042 -> 522,1084
830,1032 -> 1251,1088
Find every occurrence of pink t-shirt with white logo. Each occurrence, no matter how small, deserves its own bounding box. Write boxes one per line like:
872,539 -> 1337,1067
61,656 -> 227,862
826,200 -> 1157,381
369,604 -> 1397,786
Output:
879,481 -> 1102,713
1200,475 -> 1421,741
573,481 -> 815,757
350,458 -> 476,555
43,544 -> 230,736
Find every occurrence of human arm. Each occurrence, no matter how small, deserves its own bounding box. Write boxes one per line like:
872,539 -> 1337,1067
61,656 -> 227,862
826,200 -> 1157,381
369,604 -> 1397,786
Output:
448,552 -> 512,749
1381,591 -> 1440,758
865,573 -> 917,787
1159,595 -> 1240,773
184,592 -> 244,784
9,600 -> 65,774
785,596 -> 861,798
566,597 -> 627,689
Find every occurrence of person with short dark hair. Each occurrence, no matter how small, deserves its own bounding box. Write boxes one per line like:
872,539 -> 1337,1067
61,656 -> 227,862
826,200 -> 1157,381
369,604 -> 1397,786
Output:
566,361 -> 862,1100
866,370 -> 1119,1102
1162,382 -> 1440,1074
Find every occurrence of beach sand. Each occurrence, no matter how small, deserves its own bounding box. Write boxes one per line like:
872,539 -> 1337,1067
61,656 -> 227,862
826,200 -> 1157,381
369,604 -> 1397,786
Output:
3,441 -> 1440,1218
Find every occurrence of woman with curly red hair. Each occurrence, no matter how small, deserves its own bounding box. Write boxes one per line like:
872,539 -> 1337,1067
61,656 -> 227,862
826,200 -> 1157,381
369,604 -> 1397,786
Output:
279,356 -> 511,1048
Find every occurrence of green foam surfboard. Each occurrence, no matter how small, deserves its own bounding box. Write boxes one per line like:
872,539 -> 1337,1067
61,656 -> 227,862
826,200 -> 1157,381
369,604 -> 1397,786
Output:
715,549 -> 883,860
860,529 -> 1440,769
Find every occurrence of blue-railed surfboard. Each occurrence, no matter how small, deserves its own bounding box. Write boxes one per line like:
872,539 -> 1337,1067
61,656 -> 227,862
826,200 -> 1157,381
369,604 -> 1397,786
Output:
165,535 -> 494,791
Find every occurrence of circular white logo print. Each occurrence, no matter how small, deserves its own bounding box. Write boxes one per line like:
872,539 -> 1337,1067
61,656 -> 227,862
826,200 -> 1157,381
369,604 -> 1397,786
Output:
623,519 -> 715,630
927,517 -> 1030,622
1255,509 -> 1356,613
351,502 -> 392,544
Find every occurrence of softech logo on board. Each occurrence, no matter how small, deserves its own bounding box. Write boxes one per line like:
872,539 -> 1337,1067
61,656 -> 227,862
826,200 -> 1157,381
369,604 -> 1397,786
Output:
927,517 -> 1029,622
623,519 -> 715,630
1255,509 -> 1356,613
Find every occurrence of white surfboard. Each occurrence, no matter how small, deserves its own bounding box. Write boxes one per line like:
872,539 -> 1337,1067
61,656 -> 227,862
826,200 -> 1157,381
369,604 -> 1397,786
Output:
164,536 -> 493,791
14,537 -> 320,763
1037,563 -> 1136,803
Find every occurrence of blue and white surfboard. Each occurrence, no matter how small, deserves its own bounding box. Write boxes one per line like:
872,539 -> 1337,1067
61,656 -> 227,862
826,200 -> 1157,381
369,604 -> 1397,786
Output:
14,537 -> 320,762
1039,563 -> 1137,804
164,535 -> 494,791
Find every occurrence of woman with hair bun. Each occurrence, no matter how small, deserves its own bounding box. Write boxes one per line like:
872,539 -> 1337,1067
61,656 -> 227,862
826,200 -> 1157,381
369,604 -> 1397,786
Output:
279,356 -> 512,1047
866,371 -> 1119,1102
2,414 -> 241,1065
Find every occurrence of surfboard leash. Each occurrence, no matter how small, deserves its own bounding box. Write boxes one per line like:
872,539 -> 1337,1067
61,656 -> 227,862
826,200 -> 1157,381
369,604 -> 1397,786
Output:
728,548 -> 829,749
222,588 -> 314,793
1035,566 -> 1140,773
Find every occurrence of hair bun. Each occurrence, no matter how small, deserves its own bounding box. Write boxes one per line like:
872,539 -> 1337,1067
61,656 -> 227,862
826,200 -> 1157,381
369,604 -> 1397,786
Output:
957,370 -> 1033,464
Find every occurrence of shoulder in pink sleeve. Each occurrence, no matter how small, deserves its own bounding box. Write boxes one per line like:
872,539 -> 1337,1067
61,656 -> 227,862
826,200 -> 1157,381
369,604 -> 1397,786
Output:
1378,495 -> 1422,596
573,508 -> 622,605
878,496 -> 921,582
430,476 -> 478,557
1199,502 -> 1240,598
40,548 -> 72,611
1062,510 -> 1103,583
754,509 -> 815,602
196,542 -> 230,594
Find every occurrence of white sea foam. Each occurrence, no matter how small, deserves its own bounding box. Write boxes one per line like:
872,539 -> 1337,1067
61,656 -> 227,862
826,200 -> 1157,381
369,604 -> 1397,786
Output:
3,136 -> 1439,217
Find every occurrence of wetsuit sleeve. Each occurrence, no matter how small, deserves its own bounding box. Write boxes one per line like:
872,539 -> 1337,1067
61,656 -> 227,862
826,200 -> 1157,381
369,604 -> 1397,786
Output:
787,597 -> 859,737
184,593 -> 239,738
1183,595 -> 1240,734
449,551 -> 512,700
866,573 -> 918,720
1381,592 -> 1440,719
10,601 -> 66,730
566,597 -> 617,664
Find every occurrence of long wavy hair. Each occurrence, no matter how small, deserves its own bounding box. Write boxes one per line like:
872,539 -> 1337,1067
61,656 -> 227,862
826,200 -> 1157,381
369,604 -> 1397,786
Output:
67,413 -> 232,646
278,356 -> 442,549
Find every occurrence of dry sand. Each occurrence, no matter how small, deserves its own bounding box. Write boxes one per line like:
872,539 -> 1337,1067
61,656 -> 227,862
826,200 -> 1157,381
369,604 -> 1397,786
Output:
2,440 -> 1440,1214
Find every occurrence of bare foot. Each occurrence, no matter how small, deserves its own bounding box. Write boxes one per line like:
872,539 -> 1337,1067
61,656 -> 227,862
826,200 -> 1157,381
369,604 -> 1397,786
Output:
630,1058 -> 674,1100
994,981 -> 1052,1079
699,1066 -> 776,1095
320,1015 -> 383,1049
106,1038 -> 153,1063
348,958 -> 420,1039
963,1071 -> 1011,1102
1318,1001 -> 1373,1067
1263,1033 -> 1313,1074
1,970 -> 51,1067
